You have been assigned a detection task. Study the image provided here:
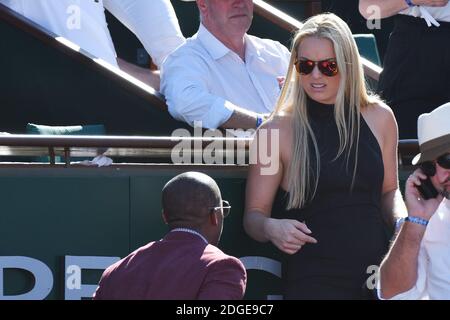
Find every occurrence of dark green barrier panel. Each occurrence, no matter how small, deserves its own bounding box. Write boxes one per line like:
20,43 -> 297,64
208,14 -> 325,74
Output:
0,164 -> 414,300
0,173 -> 130,299
0,166 -> 283,300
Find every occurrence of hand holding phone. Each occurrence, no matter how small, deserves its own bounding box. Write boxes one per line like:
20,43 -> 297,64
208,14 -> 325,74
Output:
416,162 -> 439,200
405,165 -> 442,222
416,176 -> 439,200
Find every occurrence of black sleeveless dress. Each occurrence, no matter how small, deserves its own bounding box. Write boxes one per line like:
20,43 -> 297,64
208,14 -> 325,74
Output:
272,98 -> 389,299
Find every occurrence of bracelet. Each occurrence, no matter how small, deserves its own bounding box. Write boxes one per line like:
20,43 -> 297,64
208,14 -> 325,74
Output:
405,216 -> 429,226
405,0 -> 415,7
256,115 -> 264,128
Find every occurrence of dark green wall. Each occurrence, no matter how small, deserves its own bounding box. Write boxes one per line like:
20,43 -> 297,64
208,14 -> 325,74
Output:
0,164 -> 414,300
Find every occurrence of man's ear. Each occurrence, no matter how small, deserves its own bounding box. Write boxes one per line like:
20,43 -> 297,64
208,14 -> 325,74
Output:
162,210 -> 168,225
196,0 -> 207,17
209,210 -> 219,226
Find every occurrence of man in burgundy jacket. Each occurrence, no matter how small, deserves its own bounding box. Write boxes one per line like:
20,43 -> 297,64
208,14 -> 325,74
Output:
93,172 -> 247,300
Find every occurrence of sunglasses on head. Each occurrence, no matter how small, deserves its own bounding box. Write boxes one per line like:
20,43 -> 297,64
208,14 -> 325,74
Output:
294,59 -> 339,77
437,153 -> 450,169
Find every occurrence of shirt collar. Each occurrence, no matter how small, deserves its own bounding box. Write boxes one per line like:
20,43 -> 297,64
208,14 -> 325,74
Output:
198,24 -> 263,61
244,33 -> 264,60
170,228 -> 209,244
198,23 -> 232,60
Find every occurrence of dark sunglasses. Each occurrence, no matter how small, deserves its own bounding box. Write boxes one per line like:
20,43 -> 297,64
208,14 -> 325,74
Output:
208,200 -> 231,218
294,59 -> 339,77
437,153 -> 450,169
420,153 -> 450,176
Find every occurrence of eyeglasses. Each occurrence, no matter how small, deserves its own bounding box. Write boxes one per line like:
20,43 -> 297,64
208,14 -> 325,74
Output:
208,200 -> 231,218
437,153 -> 450,169
420,153 -> 450,176
294,59 -> 339,77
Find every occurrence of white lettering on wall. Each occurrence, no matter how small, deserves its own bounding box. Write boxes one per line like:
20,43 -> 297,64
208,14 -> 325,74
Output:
0,256 -> 53,300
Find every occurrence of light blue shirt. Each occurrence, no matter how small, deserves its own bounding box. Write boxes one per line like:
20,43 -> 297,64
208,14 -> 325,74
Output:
400,3 -> 450,26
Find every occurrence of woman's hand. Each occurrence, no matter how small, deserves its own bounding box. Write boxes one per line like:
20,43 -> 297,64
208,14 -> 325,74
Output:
265,218 -> 318,255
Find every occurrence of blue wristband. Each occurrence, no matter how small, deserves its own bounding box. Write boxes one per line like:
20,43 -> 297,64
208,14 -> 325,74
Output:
405,0 -> 415,7
405,216 -> 429,226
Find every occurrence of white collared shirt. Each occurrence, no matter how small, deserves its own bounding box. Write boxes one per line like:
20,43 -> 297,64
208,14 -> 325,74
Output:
1,0 -> 185,68
400,3 -> 450,26
161,23 -> 290,129
384,199 -> 450,300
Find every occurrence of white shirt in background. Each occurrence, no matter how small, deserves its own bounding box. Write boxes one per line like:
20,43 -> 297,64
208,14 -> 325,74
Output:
161,23 -> 290,129
383,199 -> 450,300
0,0 -> 185,68
0,0 -> 118,66
400,3 -> 450,26
102,0 -> 185,67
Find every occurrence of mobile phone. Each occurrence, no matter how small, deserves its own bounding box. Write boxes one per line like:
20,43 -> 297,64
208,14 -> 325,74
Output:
416,162 -> 439,200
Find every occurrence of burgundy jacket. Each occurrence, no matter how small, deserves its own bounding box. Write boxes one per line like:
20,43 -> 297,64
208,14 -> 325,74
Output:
93,231 -> 247,300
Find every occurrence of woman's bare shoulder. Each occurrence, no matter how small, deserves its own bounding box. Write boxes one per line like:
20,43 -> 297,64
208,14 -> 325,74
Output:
257,113 -> 293,154
363,100 -> 398,147
364,100 -> 397,130
365,100 -> 395,121
260,113 -> 292,131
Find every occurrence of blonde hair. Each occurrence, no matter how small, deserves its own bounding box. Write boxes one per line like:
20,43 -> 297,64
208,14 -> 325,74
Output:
275,13 -> 379,209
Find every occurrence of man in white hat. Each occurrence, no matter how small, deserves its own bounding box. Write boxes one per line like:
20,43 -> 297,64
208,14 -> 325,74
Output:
378,102 -> 450,299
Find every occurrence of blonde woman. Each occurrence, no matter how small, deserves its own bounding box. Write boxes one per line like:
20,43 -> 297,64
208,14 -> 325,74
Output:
244,13 -> 406,299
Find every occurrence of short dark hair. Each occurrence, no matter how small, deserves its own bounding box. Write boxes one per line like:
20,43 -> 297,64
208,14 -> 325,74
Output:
162,172 -> 220,228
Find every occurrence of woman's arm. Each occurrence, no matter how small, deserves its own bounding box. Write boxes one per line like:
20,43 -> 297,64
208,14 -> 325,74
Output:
244,118 -> 317,254
372,103 -> 407,228
363,102 -> 406,230
381,105 -> 407,228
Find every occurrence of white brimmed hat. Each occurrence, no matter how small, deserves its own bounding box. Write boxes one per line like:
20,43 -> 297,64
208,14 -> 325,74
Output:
412,102 -> 450,165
